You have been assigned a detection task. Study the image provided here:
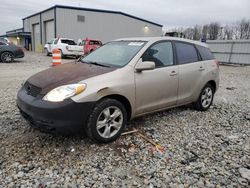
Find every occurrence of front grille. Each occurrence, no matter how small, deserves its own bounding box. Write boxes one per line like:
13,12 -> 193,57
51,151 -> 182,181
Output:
24,82 -> 42,97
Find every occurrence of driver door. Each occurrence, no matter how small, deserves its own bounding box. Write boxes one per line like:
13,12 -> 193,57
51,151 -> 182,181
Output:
135,41 -> 179,115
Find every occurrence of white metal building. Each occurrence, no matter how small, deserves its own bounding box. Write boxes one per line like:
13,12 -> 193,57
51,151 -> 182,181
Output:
22,5 -> 163,52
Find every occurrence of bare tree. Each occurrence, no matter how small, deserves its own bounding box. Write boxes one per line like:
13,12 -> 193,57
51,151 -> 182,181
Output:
224,24 -> 234,40
238,19 -> 250,39
183,27 -> 195,39
167,18 -> 250,40
193,25 -> 202,40
208,22 -> 220,40
202,25 -> 209,39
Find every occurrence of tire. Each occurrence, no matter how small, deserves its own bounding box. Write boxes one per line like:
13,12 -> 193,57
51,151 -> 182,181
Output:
86,98 -> 127,143
59,49 -> 64,58
45,48 -> 50,56
195,83 -> 215,111
1,52 -> 14,63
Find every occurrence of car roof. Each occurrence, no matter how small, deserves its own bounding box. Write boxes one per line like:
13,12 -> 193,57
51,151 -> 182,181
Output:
114,37 -> 208,48
59,38 -> 75,41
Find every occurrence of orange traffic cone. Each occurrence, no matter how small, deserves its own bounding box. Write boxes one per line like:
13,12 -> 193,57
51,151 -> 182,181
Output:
52,49 -> 61,66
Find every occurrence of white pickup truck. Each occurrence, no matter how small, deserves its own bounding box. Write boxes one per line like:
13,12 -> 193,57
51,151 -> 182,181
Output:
44,38 -> 83,57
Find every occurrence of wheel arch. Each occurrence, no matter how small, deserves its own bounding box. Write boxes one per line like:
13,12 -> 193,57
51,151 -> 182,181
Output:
207,80 -> 217,92
99,94 -> 132,121
0,50 -> 14,56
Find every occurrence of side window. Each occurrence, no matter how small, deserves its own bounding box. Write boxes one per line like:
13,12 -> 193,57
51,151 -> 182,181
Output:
196,45 -> 215,61
61,40 -> 76,45
142,41 -> 174,68
175,42 -> 198,64
0,42 -> 6,45
54,39 -> 59,44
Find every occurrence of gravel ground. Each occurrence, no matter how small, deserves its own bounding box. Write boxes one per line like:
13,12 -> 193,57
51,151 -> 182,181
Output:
0,52 -> 249,187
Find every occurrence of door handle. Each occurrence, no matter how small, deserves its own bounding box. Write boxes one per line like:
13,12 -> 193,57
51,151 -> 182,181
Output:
170,70 -> 178,76
199,66 -> 205,71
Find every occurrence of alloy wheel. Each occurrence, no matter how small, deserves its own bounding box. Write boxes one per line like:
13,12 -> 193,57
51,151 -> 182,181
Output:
201,87 -> 213,108
96,106 -> 123,139
2,52 -> 13,63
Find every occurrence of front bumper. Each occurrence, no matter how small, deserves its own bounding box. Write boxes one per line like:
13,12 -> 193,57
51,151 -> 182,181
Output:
17,87 -> 95,134
14,49 -> 24,59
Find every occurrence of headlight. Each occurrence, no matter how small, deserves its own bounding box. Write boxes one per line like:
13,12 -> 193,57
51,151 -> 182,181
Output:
43,83 -> 86,102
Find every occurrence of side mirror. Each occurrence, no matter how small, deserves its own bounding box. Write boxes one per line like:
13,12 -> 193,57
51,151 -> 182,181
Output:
135,60 -> 155,72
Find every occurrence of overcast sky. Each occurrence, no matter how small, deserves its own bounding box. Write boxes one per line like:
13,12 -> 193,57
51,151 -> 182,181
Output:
1,0 -> 250,35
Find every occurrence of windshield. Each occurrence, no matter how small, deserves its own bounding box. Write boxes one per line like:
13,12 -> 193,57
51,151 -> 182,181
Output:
81,41 -> 146,67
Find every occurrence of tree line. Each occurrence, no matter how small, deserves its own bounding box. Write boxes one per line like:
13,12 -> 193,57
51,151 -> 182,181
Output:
169,18 -> 250,40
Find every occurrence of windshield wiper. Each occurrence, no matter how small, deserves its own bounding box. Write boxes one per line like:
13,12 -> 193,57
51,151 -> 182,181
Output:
85,61 -> 111,67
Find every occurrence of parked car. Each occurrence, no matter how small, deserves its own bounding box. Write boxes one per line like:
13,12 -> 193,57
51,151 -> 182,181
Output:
17,37 -> 219,142
44,38 -> 83,57
0,41 -> 24,63
79,38 -> 102,55
0,37 -> 11,44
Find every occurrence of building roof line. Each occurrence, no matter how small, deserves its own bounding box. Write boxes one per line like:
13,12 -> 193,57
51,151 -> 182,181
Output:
6,28 -> 24,33
22,5 -> 163,27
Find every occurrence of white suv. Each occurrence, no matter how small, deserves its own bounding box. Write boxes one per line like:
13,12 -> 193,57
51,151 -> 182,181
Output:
44,38 -> 83,57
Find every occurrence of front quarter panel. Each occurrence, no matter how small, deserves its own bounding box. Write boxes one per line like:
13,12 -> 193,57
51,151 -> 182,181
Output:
71,66 -> 136,117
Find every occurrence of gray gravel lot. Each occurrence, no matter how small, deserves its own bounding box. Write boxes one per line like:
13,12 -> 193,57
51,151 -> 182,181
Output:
0,52 -> 249,187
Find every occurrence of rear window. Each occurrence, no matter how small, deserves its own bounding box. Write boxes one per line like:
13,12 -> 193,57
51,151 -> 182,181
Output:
196,45 -> 215,60
89,40 -> 101,45
61,40 -> 76,45
175,42 -> 198,64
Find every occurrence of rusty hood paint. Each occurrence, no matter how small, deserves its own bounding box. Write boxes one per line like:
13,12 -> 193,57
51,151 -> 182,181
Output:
27,62 -> 116,95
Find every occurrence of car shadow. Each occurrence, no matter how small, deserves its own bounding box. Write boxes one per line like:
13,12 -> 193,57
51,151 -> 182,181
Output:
15,104 -> 196,153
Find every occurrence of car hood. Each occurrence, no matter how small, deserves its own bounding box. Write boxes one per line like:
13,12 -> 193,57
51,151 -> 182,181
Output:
27,62 -> 116,95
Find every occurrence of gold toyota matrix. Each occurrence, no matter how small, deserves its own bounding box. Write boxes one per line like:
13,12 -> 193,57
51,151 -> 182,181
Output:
17,37 -> 219,142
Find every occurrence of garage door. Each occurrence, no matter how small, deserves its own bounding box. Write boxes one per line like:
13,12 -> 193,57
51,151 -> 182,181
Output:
45,20 -> 55,43
33,24 -> 40,52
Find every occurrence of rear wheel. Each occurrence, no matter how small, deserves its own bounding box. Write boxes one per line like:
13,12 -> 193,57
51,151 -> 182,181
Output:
86,99 -> 127,143
195,83 -> 214,111
1,52 -> 14,63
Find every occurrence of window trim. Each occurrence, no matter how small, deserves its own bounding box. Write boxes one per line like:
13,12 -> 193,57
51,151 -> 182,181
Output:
173,41 -> 200,65
140,40 -> 176,69
195,45 -> 215,61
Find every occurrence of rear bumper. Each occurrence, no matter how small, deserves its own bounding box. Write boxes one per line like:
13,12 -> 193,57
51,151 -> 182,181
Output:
17,87 -> 95,134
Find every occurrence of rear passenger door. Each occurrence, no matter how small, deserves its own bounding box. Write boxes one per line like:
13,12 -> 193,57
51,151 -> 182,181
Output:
174,42 -> 205,104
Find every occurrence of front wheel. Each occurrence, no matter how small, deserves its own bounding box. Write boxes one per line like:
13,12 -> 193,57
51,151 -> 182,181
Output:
45,48 -> 50,56
86,99 -> 127,143
195,83 -> 214,111
59,50 -> 64,58
1,52 -> 14,63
